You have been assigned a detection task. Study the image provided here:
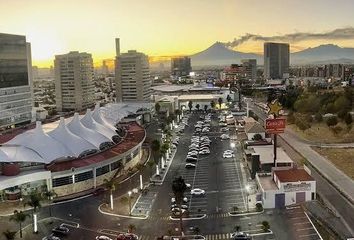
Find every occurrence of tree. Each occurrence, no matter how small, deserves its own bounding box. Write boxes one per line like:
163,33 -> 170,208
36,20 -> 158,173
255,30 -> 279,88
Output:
172,176 -> 187,236
226,94 -> 232,102
193,227 -> 200,235
261,221 -> 270,232
234,225 -> 241,232
175,109 -> 182,121
188,101 -> 193,112
10,210 -> 29,238
210,101 -> 216,109
314,112 -> 323,122
295,118 -> 311,132
128,224 -> 136,233
218,97 -> 223,109
155,102 -> 161,114
344,113 -> 353,129
2,230 -> 16,240
42,189 -> 57,217
326,116 -> 338,127
103,178 -> 116,209
151,140 -> 161,164
195,104 -> 200,111
204,105 -> 208,112
24,190 -> 42,230
252,134 -> 263,141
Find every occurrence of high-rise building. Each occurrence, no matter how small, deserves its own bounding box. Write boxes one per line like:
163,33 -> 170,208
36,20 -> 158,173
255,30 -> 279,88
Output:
115,38 -> 151,102
264,42 -> 290,79
0,33 -> 33,128
241,59 -> 257,80
54,51 -> 95,112
171,56 -> 192,78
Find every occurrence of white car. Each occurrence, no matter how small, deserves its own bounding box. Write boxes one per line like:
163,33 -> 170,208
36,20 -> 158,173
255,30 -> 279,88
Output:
188,150 -> 199,155
185,163 -> 196,168
220,134 -> 230,140
223,152 -> 234,158
220,127 -> 229,132
96,236 -> 113,240
185,183 -> 191,189
224,150 -> 233,154
171,197 -> 188,203
191,188 -> 205,196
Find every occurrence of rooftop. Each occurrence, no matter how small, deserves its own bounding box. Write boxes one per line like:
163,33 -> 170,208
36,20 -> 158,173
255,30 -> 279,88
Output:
250,145 -> 293,164
274,169 -> 314,183
257,173 -> 278,190
178,94 -> 222,101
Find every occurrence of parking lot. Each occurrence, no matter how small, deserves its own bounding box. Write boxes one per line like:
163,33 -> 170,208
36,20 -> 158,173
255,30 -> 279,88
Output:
169,111 -> 248,216
132,185 -> 160,216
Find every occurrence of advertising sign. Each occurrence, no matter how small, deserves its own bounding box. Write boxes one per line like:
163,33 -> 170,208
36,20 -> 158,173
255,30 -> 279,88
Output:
265,118 -> 286,134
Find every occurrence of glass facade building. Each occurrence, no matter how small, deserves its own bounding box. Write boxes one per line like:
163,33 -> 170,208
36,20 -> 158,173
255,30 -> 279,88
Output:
0,33 -> 32,128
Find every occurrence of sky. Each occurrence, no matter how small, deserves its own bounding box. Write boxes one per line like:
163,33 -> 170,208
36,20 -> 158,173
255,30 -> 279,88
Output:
1,0 -> 354,67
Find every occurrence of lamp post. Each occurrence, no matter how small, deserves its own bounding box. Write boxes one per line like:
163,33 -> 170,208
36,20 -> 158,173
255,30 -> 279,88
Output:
128,191 -> 132,216
245,185 -> 250,212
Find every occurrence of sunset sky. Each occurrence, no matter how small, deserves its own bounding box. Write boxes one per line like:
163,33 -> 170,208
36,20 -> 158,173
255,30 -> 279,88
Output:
1,0 -> 354,67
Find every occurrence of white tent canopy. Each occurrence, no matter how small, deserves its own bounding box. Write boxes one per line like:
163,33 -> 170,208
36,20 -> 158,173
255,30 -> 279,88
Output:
81,109 -> 116,140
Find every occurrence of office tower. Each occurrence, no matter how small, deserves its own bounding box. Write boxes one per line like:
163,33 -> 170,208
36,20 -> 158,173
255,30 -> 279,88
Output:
54,51 -> 94,112
241,59 -> 257,80
115,38 -> 151,102
0,33 -> 33,128
171,56 -> 192,78
264,42 -> 290,79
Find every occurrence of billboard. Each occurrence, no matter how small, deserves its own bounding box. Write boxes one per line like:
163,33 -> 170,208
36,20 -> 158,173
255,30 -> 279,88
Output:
265,118 -> 286,134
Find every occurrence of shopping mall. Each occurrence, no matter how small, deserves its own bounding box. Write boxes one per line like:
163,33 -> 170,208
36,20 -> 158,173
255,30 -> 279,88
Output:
0,103 -> 150,200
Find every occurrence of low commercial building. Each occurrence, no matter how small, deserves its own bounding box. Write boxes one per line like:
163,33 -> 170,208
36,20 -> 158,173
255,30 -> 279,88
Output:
244,122 -> 265,140
256,168 -> 316,209
244,145 -> 293,178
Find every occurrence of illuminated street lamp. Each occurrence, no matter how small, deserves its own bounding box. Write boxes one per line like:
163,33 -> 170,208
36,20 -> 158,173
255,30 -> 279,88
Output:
128,191 -> 132,216
230,142 -> 236,149
245,185 -> 250,212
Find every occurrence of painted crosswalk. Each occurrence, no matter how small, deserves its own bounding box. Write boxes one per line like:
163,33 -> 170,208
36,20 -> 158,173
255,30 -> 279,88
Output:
205,233 -> 231,240
206,212 -> 230,219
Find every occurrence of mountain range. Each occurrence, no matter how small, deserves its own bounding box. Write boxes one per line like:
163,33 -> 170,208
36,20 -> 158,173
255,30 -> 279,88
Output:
190,42 -> 354,66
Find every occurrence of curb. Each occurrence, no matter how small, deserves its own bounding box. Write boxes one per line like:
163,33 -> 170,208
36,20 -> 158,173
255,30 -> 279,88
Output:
249,230 -> 273,237
169,214 -> 207,221
98,204 -> 148,220
228,209 -> 264,217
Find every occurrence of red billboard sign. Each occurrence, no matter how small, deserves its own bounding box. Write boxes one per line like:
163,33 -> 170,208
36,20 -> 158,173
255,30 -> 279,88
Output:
265,118 -> 286,134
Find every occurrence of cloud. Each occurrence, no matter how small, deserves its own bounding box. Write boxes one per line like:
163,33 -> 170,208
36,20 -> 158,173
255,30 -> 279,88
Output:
224,27 -> 354,48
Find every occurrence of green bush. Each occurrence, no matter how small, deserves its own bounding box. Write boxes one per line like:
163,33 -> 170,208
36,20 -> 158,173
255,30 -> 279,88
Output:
256,203 -> 263,212
326,116 -> 338,127
261,221 -> 270,232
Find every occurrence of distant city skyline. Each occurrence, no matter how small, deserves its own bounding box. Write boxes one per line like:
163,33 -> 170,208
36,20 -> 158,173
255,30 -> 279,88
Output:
2,0 -> 354,67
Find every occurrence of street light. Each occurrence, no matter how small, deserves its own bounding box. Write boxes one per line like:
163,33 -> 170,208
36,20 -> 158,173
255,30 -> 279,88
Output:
128,191 -> 132,216
245,185 -> 250,212
230,142 -> 236,149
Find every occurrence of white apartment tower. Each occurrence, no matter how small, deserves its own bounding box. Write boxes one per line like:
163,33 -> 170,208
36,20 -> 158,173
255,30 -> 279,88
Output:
0,33 -> 33,128
115,38 -> 151,102
55,51 -> 95,112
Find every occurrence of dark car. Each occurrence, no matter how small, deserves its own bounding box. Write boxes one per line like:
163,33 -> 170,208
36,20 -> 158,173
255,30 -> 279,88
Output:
52,226 -> 69,236
116,233 -> 139,240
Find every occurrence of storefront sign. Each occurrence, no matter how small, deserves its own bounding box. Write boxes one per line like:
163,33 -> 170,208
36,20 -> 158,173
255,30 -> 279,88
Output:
265,118 -> 286,134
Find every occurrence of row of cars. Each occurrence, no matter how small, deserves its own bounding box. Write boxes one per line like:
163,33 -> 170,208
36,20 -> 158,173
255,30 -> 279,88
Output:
185,135 -> 212,168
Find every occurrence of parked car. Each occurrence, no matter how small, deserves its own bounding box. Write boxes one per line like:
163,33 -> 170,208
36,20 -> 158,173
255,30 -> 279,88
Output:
220,134 -> 230,140
191,188 -> 205,196
171,204 -> 188,210
199,149 -> 210,155
171,197 -> 188,203
52,225 -> 69,236
220,127 -> 229,132
185,163 -> 197,168
96,236 -> 113,240
231,232 -> 251,240
223,152 -> 234,158
43,235 -> 61,240
116,233 -> 139,240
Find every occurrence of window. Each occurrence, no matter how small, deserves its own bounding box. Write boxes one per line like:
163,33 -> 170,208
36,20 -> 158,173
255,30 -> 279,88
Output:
111,160 -> 122,171
75,171 -> 93,182
52,176 -> 73,187
96,165 -> 110,176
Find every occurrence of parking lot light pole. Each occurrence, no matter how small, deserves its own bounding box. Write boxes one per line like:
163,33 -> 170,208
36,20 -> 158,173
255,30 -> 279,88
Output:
128,191 -> 132,215
245,185 -> 250,212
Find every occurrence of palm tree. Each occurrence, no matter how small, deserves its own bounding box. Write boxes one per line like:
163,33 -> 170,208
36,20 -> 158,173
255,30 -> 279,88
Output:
210,100 -> 215,109
24,190 -> 42,232
204,105 -> 208,112
2,230 -> 16,240
151,139 -> 161,165
218,97 -> 223,109
155,102 -> 161,115
42,189 -> 57,217
188,101 -> 193,112
195,104 -> 200,111
128,224 -> 136,233
175,109 -> 182,121
172,176 -> 187,236
103,178 -> 116,210
10,210 -> 29,238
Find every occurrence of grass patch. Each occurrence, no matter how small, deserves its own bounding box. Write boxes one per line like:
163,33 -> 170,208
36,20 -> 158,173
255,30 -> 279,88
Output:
312,147 -> 354,180
289,122 -> 354,143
